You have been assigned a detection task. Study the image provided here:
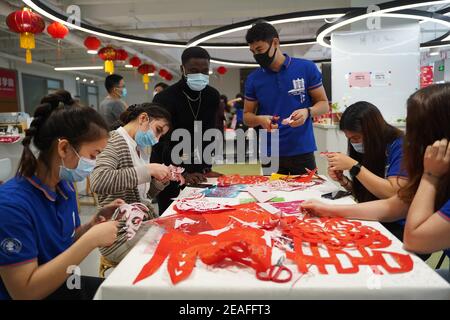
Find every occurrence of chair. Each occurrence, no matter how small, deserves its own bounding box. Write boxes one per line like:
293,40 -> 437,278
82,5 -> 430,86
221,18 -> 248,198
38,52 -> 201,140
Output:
0,158 -> 12,183
436,250 -> 449,270
99,255 -> 117,278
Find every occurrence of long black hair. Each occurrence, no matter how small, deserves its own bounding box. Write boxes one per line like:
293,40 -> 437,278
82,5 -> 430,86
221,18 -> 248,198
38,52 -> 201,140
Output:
339,101 -> 404,202
17,93 -> 109,178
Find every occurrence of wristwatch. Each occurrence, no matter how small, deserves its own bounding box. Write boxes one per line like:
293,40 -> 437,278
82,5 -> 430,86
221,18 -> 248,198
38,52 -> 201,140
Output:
349,163 -> 362,178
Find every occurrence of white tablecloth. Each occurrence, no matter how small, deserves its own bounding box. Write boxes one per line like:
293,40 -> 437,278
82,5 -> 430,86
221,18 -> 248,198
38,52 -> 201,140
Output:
94,178 -> 450,300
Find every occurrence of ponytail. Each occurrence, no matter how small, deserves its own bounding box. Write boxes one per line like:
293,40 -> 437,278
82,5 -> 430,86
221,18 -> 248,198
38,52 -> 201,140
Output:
17,97 -> 109,177
17,102 -> 59,177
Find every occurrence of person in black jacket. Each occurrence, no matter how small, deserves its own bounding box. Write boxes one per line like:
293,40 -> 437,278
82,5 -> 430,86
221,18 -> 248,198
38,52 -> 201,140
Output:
151,46 -> 222,214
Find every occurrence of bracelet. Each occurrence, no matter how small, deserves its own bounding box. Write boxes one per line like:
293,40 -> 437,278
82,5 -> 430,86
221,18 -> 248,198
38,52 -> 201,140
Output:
340,177 -> 350,187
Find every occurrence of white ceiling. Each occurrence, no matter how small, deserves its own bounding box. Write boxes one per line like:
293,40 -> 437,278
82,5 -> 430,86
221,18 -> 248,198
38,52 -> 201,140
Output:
0,0 -> 449,79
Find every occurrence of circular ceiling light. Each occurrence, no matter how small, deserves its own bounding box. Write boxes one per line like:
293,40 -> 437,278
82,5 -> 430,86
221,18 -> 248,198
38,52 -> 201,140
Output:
210,57 -> 331,68
188,8 -> 355,49
316,0 -> 450,48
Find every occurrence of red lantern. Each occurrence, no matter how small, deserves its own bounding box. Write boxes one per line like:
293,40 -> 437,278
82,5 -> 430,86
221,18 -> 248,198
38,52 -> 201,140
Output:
6,8 -> 45,64
46,21 -> 68,58
47,21 -> 68,39
98,46 -> 117,74
129,56 -> 141,68
159,69 -> 168,78
165,73 -> 173,81
84,36 -> 101,53
217,66 -> 227,75
138,64 -> 156,90
115,49 -> 128,62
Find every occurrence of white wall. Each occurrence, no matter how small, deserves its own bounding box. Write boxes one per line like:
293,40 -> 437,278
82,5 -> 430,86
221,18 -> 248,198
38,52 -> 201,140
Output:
209,68 -> 241,99
331,24 -> 420,122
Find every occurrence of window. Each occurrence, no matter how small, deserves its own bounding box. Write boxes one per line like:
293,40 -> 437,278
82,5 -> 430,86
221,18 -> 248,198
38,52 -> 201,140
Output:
79,84 -> 99,110
22,73 -> 63,115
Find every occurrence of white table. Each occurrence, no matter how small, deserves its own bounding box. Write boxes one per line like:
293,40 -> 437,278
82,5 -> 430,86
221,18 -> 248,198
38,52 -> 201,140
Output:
94,178 -> 450,300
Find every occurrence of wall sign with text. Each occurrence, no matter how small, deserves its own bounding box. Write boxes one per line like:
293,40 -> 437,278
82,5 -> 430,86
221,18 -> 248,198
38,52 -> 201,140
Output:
0,68 -> 19,112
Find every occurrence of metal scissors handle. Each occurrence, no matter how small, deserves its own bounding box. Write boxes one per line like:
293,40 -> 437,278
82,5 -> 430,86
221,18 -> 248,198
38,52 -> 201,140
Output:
256,256 -> 293,283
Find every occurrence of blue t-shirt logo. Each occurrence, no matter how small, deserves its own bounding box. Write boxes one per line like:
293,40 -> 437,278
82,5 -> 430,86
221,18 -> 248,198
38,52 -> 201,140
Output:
288,78 -> 306,96
1,238 -> 22,255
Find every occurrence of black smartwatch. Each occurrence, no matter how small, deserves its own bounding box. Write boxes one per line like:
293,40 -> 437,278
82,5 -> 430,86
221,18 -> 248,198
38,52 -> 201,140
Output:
349,163 -> 362,178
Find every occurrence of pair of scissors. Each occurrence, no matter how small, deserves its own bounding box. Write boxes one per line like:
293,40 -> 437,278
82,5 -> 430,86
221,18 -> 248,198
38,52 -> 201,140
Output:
256,256 -> 293,283
269,115 -> 280,130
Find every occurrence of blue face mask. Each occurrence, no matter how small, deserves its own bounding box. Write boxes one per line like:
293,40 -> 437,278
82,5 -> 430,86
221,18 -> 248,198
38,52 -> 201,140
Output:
135,128 -> 158,148
59,146 -> 96,182
121,87 -> 127,98
185,72 -> 209,91
351,142 -> 364,153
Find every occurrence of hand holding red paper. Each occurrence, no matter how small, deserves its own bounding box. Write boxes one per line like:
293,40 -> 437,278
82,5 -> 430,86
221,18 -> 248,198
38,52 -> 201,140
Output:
168,165 -> 185,185
91,198 -> 126,225
288,108 -> 309,127
149,163 -> 171,181
85,221 -> 119,248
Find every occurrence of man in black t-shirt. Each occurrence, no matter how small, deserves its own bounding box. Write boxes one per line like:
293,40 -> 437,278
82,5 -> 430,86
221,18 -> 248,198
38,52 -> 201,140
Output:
151,46 -> 222,214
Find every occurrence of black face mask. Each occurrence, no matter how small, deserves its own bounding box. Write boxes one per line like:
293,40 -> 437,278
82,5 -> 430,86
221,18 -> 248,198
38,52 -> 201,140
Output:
253,42 -> 277,69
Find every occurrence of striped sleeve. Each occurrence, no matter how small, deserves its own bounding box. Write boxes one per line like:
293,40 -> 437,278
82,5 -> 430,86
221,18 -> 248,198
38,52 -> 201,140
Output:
90,133 -> 151,195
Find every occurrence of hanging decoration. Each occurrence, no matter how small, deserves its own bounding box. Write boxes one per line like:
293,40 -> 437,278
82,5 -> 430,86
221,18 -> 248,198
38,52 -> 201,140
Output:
159,68 -> 168,79
129,56 -> 141,68
83,36 -> 101,53
46,21 -> 69,58
165,72 -> 173,81
98,46 -> 117,74
115,48 -> 129,63
217,66 -> 228,75
6,8 -> 45,64
138,63 -> 156,90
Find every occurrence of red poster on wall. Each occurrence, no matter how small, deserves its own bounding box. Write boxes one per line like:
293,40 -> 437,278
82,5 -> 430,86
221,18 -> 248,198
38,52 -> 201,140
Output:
0,68 -> 19,112
420,66 -> 434,88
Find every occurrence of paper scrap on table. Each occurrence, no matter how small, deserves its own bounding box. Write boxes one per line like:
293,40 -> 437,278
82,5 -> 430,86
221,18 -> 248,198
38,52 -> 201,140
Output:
246,186 -> 277,203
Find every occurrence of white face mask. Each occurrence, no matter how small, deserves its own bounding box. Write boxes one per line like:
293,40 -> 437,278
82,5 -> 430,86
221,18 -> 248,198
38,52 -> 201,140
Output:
351,142 -> 364,153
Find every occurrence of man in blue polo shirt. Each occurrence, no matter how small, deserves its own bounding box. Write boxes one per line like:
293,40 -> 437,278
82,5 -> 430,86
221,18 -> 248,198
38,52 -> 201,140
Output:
244,22 -> 329,175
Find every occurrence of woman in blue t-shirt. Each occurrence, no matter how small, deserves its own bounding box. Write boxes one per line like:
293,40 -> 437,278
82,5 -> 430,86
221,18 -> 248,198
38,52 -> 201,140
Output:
325,101 -> 407,203
303,84 -> 450,281
0,94 -> 121,299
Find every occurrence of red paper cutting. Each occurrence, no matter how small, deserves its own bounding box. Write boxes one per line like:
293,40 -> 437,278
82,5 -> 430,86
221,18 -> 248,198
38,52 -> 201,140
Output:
134,201 -> 414,285
217,175 -> 269,187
